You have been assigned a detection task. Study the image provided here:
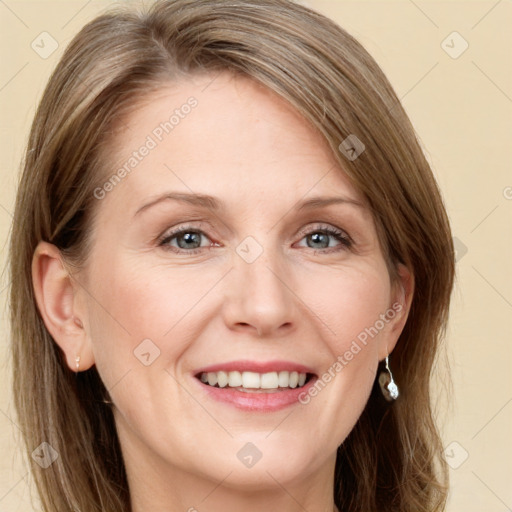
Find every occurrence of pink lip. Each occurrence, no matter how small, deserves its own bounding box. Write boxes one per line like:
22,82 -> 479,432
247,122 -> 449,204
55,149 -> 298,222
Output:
194,374 -> 318,412
194,359 -> 316,375
192,359 -> 318,412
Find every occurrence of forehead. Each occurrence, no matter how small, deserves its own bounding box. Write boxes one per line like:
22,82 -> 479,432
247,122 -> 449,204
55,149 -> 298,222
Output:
99,71 -> 365,213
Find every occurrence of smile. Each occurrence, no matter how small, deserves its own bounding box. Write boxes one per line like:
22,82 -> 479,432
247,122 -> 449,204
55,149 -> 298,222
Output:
197,370 -> 312,391
193,360 -> 318,411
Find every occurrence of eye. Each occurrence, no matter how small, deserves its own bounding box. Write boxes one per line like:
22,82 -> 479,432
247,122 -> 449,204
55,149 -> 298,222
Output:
158,226 -> 215,254
296,225 -> 352,252
157,223 -> 352,255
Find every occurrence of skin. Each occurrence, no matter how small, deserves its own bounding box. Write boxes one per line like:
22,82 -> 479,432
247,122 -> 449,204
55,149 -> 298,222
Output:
32,72 -> 413,512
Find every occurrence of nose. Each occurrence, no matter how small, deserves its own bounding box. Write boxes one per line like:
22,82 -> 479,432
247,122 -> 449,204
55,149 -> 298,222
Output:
221,246 -> 297,338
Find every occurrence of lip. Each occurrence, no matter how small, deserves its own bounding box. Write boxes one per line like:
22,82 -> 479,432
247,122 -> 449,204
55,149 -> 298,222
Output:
194,359 -> 316,375
192,359 -> 318,412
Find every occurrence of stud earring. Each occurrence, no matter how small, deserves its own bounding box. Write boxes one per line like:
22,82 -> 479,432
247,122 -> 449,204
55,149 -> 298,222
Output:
378,355 -> 399,401
75,355 -> 81,373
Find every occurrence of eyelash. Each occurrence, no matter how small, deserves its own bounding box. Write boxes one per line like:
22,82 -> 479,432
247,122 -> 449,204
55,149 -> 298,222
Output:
157,223 -> 353,255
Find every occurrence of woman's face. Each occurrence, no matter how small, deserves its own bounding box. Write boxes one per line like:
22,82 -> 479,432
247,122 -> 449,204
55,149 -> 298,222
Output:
77,72 -> 409,492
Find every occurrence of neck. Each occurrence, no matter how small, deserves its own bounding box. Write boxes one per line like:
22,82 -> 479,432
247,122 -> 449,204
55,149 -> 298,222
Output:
119,423 -> 339,512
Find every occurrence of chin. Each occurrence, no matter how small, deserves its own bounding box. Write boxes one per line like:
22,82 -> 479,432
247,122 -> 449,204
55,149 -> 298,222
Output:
190,434 -> 329,489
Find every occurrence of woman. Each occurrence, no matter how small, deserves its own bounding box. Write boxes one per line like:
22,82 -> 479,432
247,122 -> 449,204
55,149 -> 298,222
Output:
9,0 -> 455,510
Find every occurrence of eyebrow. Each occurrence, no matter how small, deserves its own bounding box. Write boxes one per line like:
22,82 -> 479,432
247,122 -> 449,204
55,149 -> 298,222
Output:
134,191 -> 364,217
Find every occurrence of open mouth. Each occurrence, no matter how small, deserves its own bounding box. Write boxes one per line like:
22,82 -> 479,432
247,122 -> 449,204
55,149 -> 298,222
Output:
195,370 -> 315,393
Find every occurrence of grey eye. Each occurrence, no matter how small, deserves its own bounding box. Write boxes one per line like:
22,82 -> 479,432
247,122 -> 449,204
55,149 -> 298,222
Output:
175,231 -> 203,249
306,232 -> 331,249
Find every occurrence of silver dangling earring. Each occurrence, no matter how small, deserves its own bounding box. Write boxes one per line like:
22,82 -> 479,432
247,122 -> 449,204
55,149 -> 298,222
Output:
378,355 -> 399,401
75,355 -> 81,373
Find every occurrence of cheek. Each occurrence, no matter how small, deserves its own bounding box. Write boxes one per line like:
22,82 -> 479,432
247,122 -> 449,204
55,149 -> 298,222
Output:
300,262 -> 391,357
84,257 -> 223,377
297,263 -> 390,418
86,248 -> 391,387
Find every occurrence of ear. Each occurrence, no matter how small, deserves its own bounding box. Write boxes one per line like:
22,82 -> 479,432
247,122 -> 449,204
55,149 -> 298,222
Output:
31,241 -> 95,372
378,263 -> 414,361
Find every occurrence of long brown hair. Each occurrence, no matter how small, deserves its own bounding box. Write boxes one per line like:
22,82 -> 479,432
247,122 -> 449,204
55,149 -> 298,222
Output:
9,1 -> 455,510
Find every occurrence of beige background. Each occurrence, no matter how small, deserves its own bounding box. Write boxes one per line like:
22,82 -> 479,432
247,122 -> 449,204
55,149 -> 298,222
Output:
1,1 -> 511,510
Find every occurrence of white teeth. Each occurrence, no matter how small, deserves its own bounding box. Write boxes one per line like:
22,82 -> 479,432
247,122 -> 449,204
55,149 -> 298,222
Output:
199,370 -> 309,390
242,371 -> 261,388
228,371 -> 242,387
260,371 -> 279,389
217,371 -> 229,388
278,371 -> 289,387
